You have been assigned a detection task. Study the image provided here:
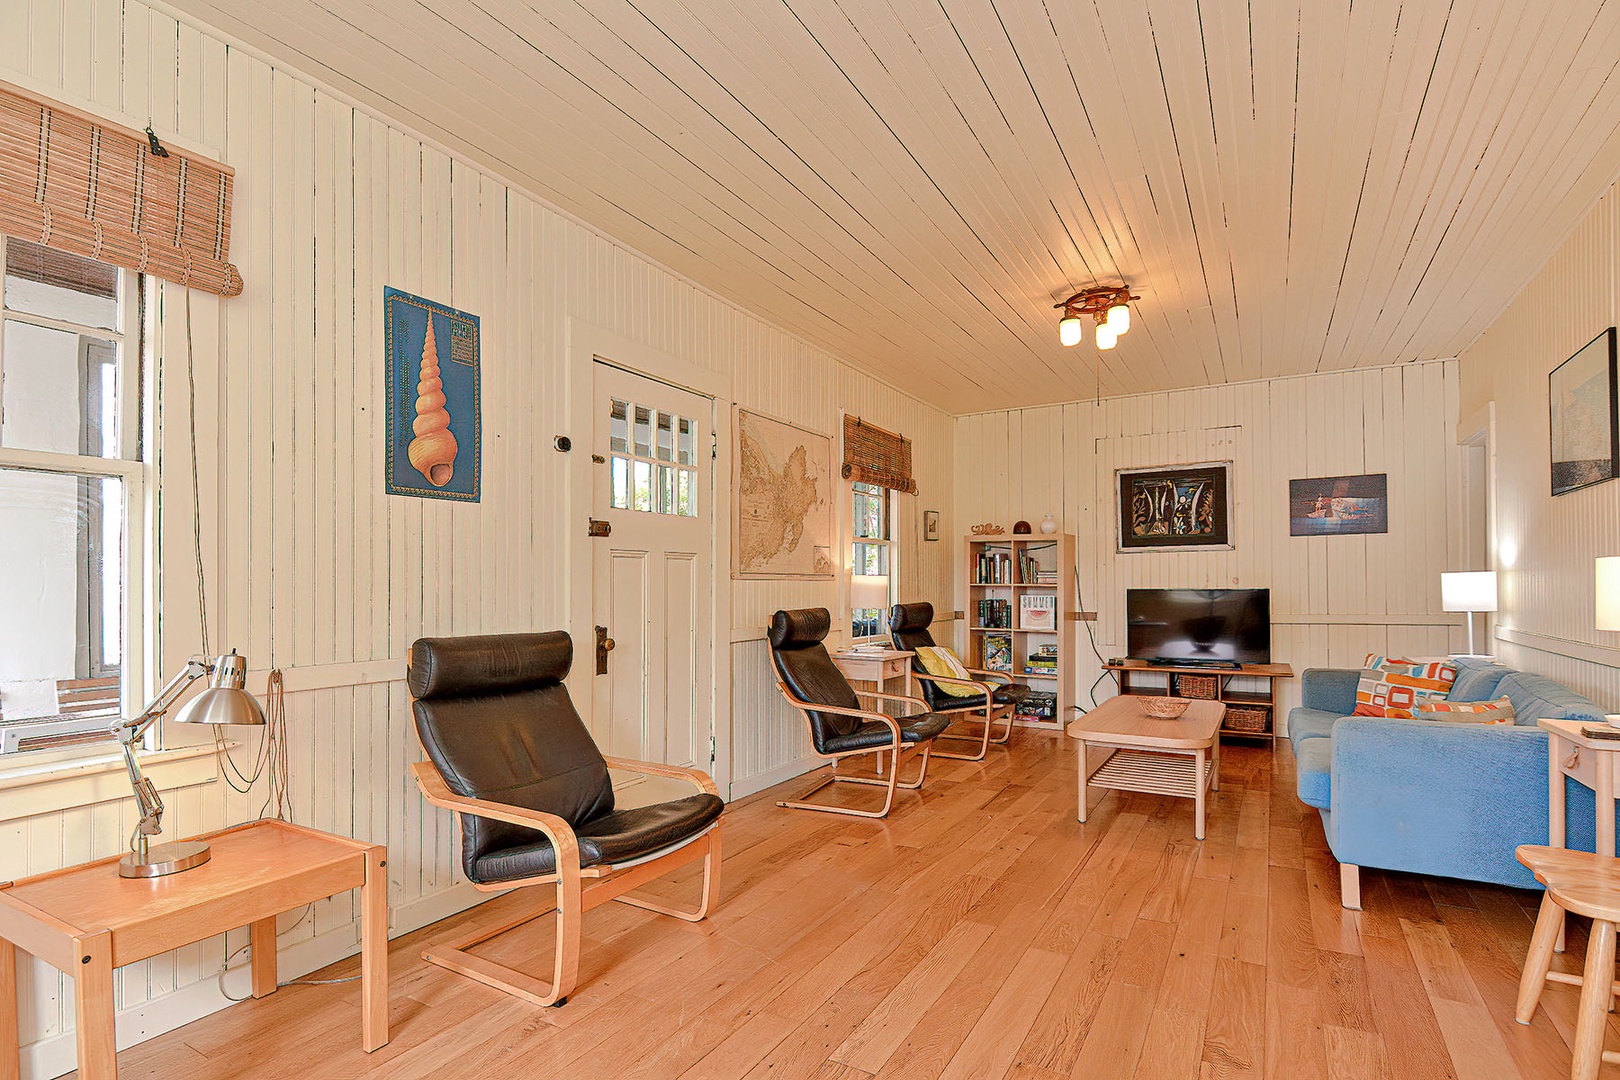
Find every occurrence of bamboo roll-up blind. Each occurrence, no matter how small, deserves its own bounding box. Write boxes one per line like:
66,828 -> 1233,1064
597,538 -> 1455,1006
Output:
842,415 -> 917,494
0,80 -> 243,296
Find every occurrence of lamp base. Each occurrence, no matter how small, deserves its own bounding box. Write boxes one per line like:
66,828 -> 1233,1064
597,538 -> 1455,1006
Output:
118,840 -> 211,878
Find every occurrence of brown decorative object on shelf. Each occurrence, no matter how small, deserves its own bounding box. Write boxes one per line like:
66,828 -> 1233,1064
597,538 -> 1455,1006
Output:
1176,673 -> 1219,700
1141,696 -> 1191,719
1223,706 -> 1270,733
1013,520 -> 1032,534
970,523 -> 1005,535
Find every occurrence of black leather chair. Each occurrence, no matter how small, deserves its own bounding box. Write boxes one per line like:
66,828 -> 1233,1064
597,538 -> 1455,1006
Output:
408,632 -> 723,1008
890,601 -> 1030,761
768,608 -> 950,818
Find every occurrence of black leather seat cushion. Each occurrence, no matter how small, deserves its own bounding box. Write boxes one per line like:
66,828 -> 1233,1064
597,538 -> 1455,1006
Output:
822,712 -> 951,754
471,792 -> 725,884
889,602 -> 1028,713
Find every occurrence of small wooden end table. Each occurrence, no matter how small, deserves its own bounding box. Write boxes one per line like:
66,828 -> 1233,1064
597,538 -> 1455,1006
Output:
1067,696 -> 1226,840
1541,718 -> 1620,858
0,819 -> 388,1079
832,648 -> 915,708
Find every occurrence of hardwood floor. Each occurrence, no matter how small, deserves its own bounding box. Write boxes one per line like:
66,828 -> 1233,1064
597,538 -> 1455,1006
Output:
90,733 -> 1616,1079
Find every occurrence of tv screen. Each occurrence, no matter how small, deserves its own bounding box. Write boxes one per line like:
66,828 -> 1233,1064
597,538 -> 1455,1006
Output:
1126,588 -> 1271,665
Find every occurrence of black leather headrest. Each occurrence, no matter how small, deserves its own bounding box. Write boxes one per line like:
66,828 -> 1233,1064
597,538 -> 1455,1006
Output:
889,602 -> 934,633
769,608 -> 831,649
409,632 -> 573,700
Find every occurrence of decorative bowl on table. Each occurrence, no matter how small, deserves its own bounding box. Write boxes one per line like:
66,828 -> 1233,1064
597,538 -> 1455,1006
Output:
1141,696 -> 1191,719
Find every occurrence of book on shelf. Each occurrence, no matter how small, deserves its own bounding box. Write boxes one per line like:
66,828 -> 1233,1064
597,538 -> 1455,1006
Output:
982,634 -> 1012,672
975,550 -> 1014,584
975,598 -> 1012,629
1019,593 -> 1056,631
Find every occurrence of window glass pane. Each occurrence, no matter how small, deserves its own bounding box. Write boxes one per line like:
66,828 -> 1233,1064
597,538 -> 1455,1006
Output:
655,412 -> 674,462
852,481 -> 887,540
633,405 -> 652,458
609,399 -> 628,453
4,238 -> 119,330
632,460 -> 652,511
852,609 -> 884,638
2,319 -> 120,457
609,455 -> 629,509
853,541 -> 889,577
677,468 -> 694,516
678,418 -> 695,465
655,463 -> 675,514
0,467 -> 123,754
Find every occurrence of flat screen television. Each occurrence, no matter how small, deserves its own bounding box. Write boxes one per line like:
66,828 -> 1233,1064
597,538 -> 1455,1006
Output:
1126,588 -> 1271,665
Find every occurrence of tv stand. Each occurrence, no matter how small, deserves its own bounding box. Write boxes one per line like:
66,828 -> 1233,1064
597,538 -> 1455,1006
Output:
1105,659 -> 1294,741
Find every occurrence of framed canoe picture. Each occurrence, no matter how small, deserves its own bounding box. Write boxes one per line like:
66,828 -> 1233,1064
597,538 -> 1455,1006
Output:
1550,327 -> 1619,496
1289,474 -> 1388,536
1117,462 -> 1232,552
385,287 -> 481,501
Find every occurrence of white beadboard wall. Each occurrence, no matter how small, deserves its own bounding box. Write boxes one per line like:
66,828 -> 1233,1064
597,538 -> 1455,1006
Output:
1458,184 -> 1620,710
0,1 -> 953,1074
953,360 -> 1464,722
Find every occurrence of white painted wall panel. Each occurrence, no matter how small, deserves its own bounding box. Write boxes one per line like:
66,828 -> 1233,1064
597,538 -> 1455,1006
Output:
954,362 -> 1461,723
0,2 -> 953,1072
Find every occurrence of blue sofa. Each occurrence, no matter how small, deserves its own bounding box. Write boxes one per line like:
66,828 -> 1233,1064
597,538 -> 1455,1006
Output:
1287,656 -> 1614,907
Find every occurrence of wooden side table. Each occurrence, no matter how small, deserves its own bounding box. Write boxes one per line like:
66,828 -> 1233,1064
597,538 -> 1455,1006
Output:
832,649 -> 915,711
0,819 -> 387,1079
1541,718 -> 1620,858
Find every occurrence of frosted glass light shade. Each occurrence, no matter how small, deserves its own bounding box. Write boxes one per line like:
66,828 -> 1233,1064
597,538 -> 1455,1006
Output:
850,574 -> 890,612
1598,558 -> 1620,630
1096,323 -> 1118,350
1107,304 -> 1130,333
1440,571 -> 1497,613
1059,315 -> 1083,347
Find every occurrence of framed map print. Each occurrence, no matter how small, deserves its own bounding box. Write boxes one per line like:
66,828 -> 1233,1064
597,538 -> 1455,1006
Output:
1550,327 -> 1619,496
734,408 -> 835,579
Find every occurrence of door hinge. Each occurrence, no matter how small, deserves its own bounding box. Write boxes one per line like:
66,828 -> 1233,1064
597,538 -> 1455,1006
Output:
588,518 -> 611,538
711,433 -> 718,460
709,732 -> 717,764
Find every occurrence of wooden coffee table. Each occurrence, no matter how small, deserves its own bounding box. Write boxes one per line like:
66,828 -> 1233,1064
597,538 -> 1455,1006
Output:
1067,696 -> 1226,840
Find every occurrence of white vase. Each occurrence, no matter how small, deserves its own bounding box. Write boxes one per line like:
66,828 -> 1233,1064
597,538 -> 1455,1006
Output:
1039,514 -> 1058,535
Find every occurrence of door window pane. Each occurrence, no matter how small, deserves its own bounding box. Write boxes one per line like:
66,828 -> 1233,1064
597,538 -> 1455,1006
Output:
609,455 -> 630,509
4,238 -> 119,330
632,460 -> 652,511
2,319 -> 120,457
633,405 -> 652,457
678,418 -> 695,465
677,468 -> 694,516
609,399 -> 628,453
655,412 -> 674,462
656,464 -> 674,513
0,467 -> 123,753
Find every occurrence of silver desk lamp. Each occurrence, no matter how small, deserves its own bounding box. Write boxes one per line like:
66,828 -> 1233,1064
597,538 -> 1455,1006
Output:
113,651 -> 266,878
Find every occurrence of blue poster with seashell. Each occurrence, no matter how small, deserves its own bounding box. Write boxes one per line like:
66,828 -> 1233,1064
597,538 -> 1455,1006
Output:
385,287 -> 480,501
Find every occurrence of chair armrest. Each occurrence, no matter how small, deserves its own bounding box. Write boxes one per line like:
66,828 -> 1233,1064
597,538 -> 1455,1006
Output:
602,756 -> 720,797
772,681 -> 904,745
963,667 -> 1012,685
1302,668 -> 1362,715
410,761 -> 580,860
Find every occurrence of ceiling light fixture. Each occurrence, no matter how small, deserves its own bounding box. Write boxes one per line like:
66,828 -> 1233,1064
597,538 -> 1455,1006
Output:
1054,284 -> 1140,348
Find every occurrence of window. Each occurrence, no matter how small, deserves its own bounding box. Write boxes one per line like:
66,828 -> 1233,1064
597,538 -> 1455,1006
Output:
851,481 -> 893,639
0,237 -> 143,756
607,398 -> 697,516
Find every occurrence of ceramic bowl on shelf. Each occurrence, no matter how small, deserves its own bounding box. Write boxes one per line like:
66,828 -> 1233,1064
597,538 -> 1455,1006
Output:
1141,697 -> 1191,719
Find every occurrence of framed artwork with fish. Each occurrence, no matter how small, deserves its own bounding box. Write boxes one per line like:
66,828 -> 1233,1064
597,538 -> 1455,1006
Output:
385,286 -> 481,501
1117,462 -> 1232,552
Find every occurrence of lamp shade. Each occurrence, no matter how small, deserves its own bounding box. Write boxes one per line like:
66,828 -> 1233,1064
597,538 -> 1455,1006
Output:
1106,303 -> 1130,333
1599,557 -> 1620,631
1096,323 -> 1118,350
1440,571 -> 1498,613
850,574 -> 890,612
1059,315 -> 1083,347
174,652 -> 266,726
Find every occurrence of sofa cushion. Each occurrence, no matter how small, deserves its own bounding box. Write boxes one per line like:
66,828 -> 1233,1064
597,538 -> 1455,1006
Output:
1497,672 -> 1606,726
1447,657 -> 1513,703
1286,707 -> 1340,748
1353,655 -> 1458,717
1412,696 -> 1516,724
1295,738 -> 1332,809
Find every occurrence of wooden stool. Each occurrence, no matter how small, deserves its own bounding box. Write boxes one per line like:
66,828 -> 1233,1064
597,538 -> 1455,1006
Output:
1515,845 -> 1620,1080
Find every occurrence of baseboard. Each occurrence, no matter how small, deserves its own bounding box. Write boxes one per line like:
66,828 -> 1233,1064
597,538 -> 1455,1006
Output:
729,755 -> 822,800
21,879 -> 495,1080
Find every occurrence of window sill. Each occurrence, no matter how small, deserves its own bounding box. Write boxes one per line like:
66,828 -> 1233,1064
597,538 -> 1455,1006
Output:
0,743 -> 223,823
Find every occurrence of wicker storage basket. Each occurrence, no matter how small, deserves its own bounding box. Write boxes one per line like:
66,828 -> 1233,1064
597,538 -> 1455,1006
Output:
1177,673 -> 1220,700
1141,696 -> 1191,719
1223,705 -> 1270,734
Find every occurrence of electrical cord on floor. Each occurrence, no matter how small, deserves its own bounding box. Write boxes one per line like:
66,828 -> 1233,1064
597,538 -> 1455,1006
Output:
216,905 -> 360,1002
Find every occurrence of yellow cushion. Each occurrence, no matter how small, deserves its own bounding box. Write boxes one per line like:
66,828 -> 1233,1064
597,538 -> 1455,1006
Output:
914,646 -> 980,698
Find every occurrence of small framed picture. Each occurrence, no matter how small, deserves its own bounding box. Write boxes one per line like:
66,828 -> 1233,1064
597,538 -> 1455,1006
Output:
1550,327 -> 1619,496
923,509 -> 940,541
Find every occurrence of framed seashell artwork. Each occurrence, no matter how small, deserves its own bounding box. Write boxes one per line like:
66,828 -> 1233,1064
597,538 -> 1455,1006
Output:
385,287 -> 481,501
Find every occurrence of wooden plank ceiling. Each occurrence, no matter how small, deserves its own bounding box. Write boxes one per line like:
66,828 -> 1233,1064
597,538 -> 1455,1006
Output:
163,0 -> 1620,413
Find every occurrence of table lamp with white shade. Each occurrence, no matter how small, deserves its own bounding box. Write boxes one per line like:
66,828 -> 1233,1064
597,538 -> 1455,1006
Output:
113,650 -> 266,877
850,574 -> 890,640
1441,571 -> 1498,656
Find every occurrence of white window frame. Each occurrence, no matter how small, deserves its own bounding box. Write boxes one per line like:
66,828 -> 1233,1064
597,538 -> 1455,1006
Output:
0,235 -> 149,768
850,480 -> 896,642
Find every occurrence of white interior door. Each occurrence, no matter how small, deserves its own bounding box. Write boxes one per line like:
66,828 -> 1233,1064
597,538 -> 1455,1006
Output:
591,361 -> 714,778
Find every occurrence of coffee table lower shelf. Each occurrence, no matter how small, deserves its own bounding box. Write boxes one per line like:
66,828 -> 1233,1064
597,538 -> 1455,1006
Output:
1088,747 -> 1213,800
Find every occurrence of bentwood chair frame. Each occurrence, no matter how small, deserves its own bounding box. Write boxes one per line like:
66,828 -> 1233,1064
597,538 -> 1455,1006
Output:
906,667 -> 1018,762
770,678 -> 938,818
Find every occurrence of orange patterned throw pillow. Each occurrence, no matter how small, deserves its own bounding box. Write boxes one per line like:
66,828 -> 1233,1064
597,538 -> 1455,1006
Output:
1411,696 -> 1516,725
1352,654 -> 1459,718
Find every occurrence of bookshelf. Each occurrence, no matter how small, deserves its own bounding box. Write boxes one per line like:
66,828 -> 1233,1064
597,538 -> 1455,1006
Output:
963,532 -> 1075,731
